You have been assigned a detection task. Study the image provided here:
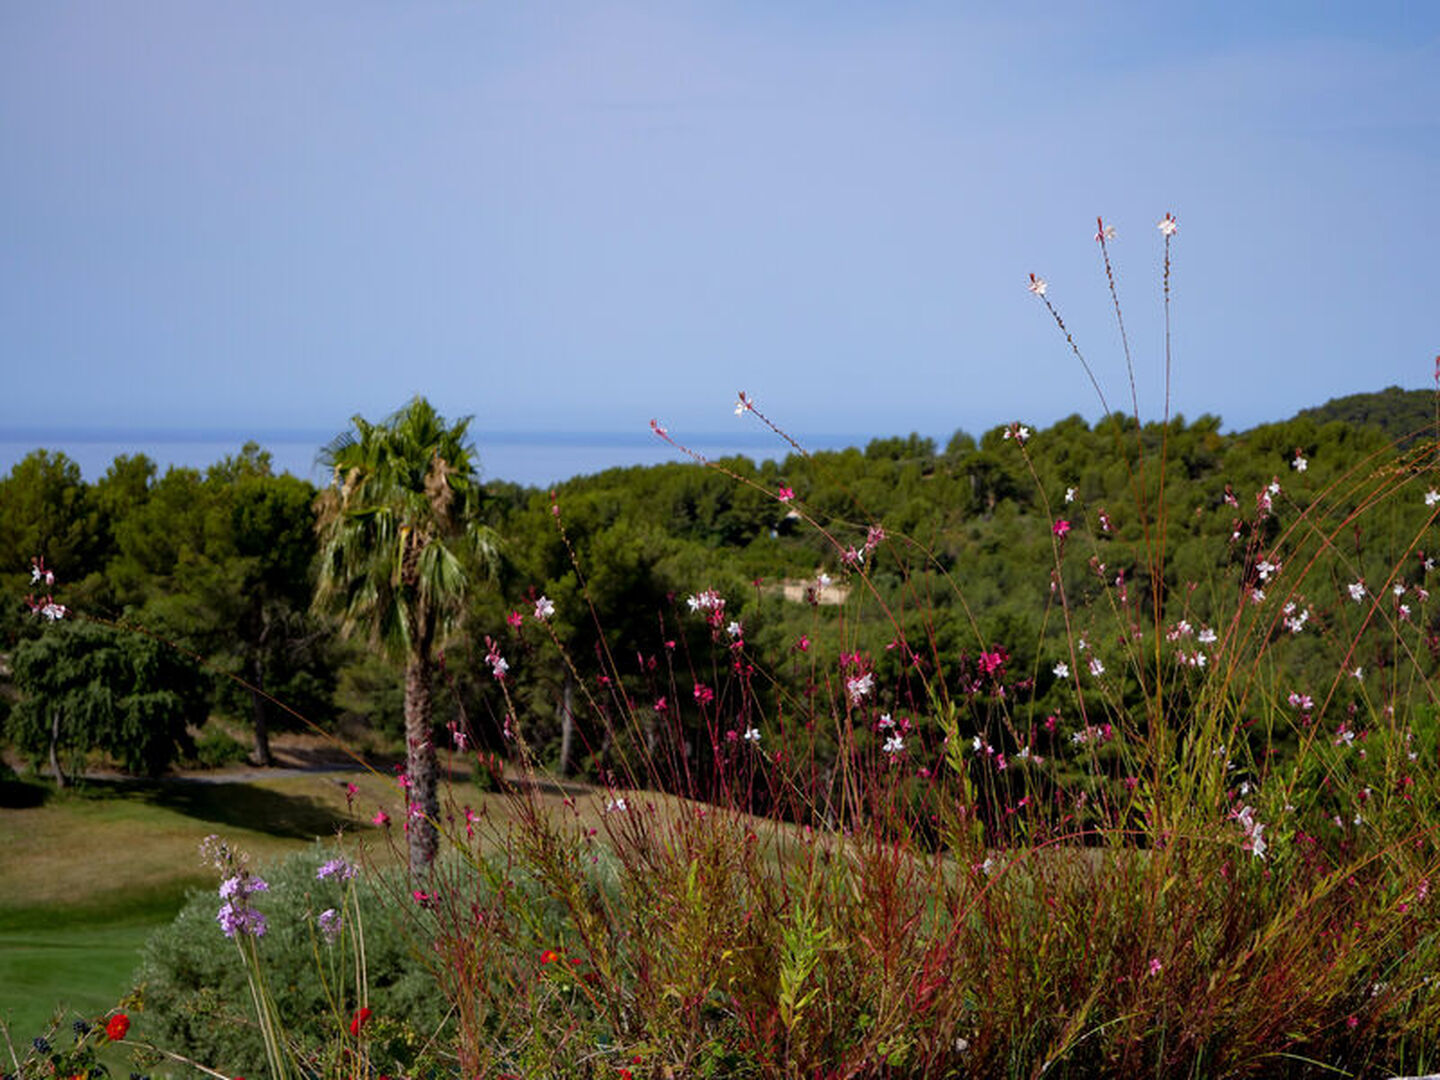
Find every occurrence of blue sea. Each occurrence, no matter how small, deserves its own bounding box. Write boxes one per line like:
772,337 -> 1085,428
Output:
0,428 -> 875,490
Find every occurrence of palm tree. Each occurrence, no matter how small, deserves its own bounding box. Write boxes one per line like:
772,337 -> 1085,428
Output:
314,397 -> 497,873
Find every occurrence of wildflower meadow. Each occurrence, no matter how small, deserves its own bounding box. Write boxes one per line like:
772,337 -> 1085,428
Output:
5,215 -> 1440,1079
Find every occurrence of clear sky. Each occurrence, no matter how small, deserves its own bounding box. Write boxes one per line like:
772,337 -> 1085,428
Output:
2,3 -> 1437,482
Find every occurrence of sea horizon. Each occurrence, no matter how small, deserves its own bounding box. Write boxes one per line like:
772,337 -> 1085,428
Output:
0,426 -> 891,490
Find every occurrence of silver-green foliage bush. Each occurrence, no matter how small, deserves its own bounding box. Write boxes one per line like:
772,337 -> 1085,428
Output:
136,848 -> 446,1078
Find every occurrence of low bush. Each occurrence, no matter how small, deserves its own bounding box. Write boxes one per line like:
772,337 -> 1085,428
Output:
135,846 -> 447,1079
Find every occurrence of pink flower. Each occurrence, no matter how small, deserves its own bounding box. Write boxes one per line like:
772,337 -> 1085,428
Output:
977,647 -> 1009,676
506,610 -> 524,629
796,634 -> 810,652
1148,958 -> 1163,977
693,683 -> 714,706
777,485 -> 795,503
372,809 -> 390,827
1052,519 -> 1071,537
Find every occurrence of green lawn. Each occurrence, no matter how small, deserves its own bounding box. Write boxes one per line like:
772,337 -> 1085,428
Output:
0,915 -> 163,1044
0,770 -> 386,1051
0,763 -> 607,1063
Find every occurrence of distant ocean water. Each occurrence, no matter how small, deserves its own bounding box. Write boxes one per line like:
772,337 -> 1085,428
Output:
0,428 -> 875,490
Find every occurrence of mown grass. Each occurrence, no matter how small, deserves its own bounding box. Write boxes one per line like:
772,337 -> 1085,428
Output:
0,768 -> 390,1046
0,759 -> 622,1055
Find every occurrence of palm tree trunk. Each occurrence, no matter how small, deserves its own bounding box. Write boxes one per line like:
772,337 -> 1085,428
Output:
405,650 -> 440,873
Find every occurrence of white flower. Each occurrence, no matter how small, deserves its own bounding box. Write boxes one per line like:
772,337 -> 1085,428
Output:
877,713 -> 895,729
972,736 -> 986,753
846,672 -> 875,704
883,733 -> 905,755
1053,662 -> 1070,679
490,656 -> 509,677
1292,455 -> 1308,472
533,595 -> 555,621
1267,479 -> 1281,496
1198,627 -> 1217,645
726,620 -> 743,638
687,589 -> 725,613
1249,827 -> 1267,859
1427,490 -> 1440,507
1352,666 -> 1364,681
605,797 -> 629,814
39,602 -> 67,621
1348,581 -> 1367,603
1157,213 -> 1178,237
1233,805 -> 1266,859
1065,486 -> 1076,503
742,727 -> 761,743
816,572 -> 834,588
1256,560 -> 1279,582
1027,274 -> 1047,296
1088,657 -> 1105,677
1095,223 -> 1116,242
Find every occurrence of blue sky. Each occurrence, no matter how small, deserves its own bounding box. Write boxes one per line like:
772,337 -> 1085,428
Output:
2,3 -> 1437,482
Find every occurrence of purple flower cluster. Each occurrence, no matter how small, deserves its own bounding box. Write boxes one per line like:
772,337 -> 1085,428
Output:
216,872 -> 270,938
318,907 -> 343,943
316,857 -> 358,882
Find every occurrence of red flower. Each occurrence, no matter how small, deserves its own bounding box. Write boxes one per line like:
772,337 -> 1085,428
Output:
539,949 -> 561,965
105,1014 -> 130,1041
349,1007 -> 372,1036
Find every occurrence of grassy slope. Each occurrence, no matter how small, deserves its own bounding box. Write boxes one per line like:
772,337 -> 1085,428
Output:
0,769 -> 390,1043
0,758 -> 613,1047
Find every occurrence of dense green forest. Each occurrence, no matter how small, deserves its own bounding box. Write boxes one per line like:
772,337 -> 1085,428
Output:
3,387 -> 1437,803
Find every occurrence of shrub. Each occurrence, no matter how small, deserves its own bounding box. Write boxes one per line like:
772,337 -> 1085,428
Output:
191,724 -> 251,769
135,847 -> 447,1079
